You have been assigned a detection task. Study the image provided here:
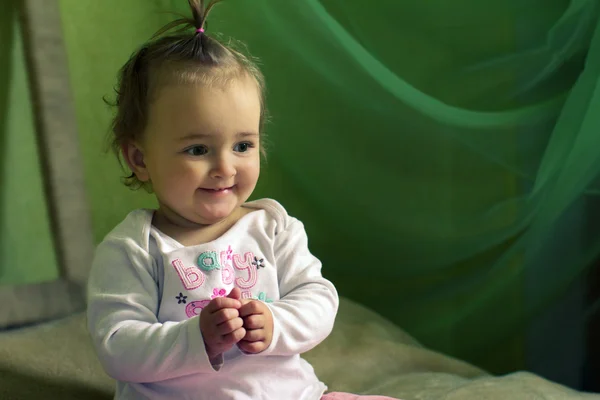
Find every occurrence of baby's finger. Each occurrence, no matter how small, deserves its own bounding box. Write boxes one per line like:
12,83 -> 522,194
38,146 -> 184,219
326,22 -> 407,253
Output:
222,327 -> 246,345
205,297 -> 241,313
212,308 -> 239,325
242,328 -> 264,342
227,287 -> 242,300
238,340 -> 265,354
242,314 -> 264,330
239,300 -> 263,317
217,317 -> 243,336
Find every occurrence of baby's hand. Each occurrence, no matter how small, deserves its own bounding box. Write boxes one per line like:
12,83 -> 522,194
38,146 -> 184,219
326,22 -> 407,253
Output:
236,299 -> 274,354
200,287 -> 245,359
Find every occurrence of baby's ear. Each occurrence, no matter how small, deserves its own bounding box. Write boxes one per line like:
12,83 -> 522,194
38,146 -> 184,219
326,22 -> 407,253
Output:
122,141 -> 150,182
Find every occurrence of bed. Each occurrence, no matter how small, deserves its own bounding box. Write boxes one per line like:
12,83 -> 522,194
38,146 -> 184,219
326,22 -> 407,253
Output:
1,1 -> 598,399
2,298 -> 599,399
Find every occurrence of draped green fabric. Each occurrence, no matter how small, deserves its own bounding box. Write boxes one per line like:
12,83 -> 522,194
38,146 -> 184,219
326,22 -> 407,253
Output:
199,0 -> 600,373
3,0 -> 600,377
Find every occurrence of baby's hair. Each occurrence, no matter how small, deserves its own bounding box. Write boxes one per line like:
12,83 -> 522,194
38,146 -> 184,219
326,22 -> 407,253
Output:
107,0 -> 267,190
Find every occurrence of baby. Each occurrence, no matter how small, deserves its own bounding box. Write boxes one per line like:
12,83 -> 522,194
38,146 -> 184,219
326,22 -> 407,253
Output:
87,1 -> 400,399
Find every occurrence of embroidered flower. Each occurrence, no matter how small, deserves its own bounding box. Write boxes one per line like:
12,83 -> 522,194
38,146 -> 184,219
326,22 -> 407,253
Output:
226,246 -> 233,261
176,293 -> 187,304
252,292 -> 273,303
211,288 -> 227,299
252,257 -> 265,269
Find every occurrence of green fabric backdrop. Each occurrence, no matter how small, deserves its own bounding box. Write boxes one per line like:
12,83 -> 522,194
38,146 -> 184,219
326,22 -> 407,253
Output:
2,0 -> 600,376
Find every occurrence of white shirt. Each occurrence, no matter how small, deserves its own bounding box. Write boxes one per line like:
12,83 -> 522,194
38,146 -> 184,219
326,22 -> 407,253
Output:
87,199 -> 339,400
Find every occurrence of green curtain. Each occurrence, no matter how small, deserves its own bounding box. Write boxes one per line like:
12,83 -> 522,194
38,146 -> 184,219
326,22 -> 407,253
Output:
3,0 -> 599,376
197,0 -> 600,373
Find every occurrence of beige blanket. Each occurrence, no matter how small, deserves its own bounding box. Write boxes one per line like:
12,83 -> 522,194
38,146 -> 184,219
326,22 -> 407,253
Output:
0,297 -> 596,400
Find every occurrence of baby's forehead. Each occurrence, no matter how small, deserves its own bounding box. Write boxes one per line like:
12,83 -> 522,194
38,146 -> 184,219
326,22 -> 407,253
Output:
145,83 -> 261,141
149,77 -> 260,114
149,62 -> 254,95
148,128 -> 260,146
150,80 -> 260,114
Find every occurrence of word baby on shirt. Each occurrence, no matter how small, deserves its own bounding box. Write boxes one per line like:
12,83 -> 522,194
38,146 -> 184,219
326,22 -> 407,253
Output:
154,214 -> 279,324
150,200 -> 338,335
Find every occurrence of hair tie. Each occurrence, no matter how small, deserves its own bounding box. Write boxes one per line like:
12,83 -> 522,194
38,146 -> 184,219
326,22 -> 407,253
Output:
196,27 -> 205,34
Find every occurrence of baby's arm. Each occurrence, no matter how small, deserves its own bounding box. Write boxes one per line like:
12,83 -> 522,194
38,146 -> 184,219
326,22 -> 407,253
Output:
258,218 -> 339,357
87,238 -> 219,383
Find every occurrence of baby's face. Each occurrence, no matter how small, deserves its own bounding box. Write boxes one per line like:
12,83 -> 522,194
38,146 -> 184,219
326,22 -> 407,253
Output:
141,76 -> 262,226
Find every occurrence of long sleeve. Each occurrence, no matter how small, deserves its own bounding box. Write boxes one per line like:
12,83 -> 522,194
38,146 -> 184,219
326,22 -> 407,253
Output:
259,218 -> 339,357
86,237 -> 219,383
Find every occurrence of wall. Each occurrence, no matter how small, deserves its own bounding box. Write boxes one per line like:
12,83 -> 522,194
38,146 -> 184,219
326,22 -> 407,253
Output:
0,2 -> 59,286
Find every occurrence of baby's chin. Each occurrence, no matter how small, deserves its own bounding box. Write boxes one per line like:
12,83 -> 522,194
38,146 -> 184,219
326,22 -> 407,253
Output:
192,206 -> 239,226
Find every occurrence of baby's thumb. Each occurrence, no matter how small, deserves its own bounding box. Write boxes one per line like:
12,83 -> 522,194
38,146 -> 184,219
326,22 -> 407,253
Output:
227,287 -> 241,301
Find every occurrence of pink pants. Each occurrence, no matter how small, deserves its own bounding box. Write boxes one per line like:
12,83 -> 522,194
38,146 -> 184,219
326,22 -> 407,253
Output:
322,393 -> 399,400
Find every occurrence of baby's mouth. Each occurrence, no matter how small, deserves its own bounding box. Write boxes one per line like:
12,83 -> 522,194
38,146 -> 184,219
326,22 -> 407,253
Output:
200,186 -> 235,193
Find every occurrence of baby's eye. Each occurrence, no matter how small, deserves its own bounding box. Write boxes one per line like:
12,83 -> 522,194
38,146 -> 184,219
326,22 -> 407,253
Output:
185,146 -> 208,156
234,142 -> 254,153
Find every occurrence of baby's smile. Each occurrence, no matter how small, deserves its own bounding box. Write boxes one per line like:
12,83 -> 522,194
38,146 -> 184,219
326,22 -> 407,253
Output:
199,185 -> 236,196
